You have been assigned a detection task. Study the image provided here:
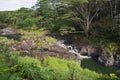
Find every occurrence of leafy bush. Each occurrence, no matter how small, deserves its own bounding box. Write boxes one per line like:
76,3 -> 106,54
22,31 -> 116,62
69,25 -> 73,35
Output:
20,29 -> 56,51
0,36 -> 14,45
18,18 -> 39,30
104,42 -> 119,55
0,45 -> 21,80
0,54 -> 42,80
43,57 -> 102,80
18,56 -> 41,67
98,73 -> 120,80
0,52 -> 103,80
45,36 -> 56,44
90,39 -> 119,55
43,57 -> 71,80
59,26 -> 75,35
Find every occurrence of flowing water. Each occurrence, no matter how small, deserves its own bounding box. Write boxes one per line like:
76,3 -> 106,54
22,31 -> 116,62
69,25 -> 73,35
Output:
56,39 -> 91,60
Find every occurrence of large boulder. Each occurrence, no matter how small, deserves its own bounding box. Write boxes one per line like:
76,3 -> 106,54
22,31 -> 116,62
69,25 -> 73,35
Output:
88,46 -> 102,58
98,55 -> 115,66
80,46 -> 88,55
98,49 -> 120,67
80,46 -> 102,58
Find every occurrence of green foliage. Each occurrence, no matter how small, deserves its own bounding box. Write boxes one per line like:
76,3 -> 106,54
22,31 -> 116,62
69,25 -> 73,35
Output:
98,74 -> 120,80
18,56 -> 41,68
89,37 -> 119,55
116,70 -> 120,77
45,36 -> 56,44
0,44 -> 20,80
0,0 -> 120,80
20,29 -> 55,50
0,48 -> 103,80
104,43 -> 119,55
81,59 -> 120,80
19,18 -> 39,30
43,57 -> 101,80
0,36 -> 14,45
0,52 -> 42,80
43,57 -> 71,80
0,8 -> 37,29
59,26 -> 75,35
81,58 -> 120,76
109,73 -> 118,79
15,57 -> 42,80
38,67 -> 54,80
0,47 -> 119,80
99,41 -> 119,55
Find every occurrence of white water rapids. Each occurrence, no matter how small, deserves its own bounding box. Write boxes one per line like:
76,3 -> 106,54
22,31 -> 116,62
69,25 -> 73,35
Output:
56,40 -> 91,60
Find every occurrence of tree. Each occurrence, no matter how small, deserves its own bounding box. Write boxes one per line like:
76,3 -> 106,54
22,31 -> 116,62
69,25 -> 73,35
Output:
34,0 -> 85,33
65,0 -> 109,37
35,0 -> 107,36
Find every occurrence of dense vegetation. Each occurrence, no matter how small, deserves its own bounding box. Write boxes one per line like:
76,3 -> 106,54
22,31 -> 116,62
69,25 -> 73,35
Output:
0,0 -> 120,80
0,42 -> 119,80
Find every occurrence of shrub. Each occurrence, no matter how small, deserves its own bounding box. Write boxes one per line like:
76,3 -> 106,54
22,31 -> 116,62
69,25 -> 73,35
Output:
43,57 -> 71,80
98,74 -> 120,80
116,70 -> 120,77
20,29 -> 56,50
19,18 -> 39,30
0,55 -> 42,80
96,40 -> 119,55
104,42 -> 119,55
18,56 -> 41,68
43,57 -> 102,80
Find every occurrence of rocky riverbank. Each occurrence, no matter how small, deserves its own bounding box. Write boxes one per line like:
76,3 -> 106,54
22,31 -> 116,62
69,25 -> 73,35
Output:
0,27 -> 120,67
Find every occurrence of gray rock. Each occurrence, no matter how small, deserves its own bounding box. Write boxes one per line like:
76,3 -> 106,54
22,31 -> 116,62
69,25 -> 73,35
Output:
98,50 -> 120,67
98,55 -> 115,67
48,44 -> 68,53
80,46 -> 102,58
88,47 -> 102,58
12,40 -> 34,54
114,55 -> 120,67
0,27 -> 21,36
80,46 -> 88,55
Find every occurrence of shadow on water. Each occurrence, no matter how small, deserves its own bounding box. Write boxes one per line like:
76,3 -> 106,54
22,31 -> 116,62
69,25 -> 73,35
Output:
81,58 -> 120,76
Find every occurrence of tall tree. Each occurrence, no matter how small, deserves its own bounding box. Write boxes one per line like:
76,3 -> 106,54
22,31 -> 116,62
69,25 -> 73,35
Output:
66,0 -> 107,37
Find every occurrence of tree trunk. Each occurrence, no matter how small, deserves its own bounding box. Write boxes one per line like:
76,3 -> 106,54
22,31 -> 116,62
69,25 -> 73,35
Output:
84,16 -> 90,37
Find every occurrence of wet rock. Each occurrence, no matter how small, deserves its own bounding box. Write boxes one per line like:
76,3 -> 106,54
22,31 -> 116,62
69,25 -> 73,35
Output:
80,46 -> 88,55
80,46 -> 102,58
88,47 -> 102,58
